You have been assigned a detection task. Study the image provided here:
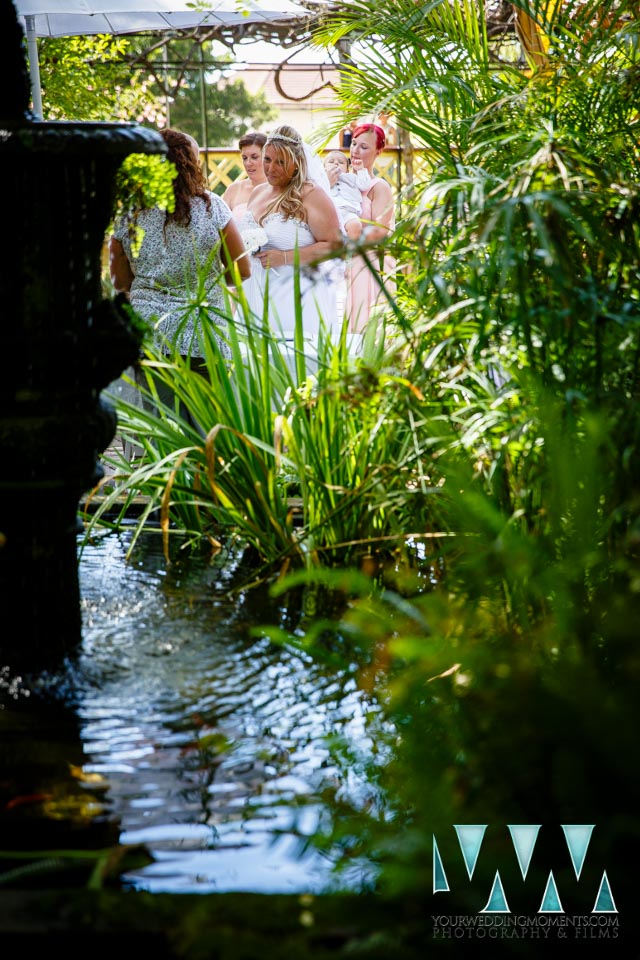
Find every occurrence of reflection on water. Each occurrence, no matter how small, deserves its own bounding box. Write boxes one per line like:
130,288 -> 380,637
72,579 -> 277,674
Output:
2,530 -> 380,895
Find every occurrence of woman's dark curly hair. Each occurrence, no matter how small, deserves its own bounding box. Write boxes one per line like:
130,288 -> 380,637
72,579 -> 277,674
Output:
161,128 -> 210,228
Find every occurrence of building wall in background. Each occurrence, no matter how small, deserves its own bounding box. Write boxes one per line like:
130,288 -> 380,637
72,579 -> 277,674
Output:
237,62 -> 347,147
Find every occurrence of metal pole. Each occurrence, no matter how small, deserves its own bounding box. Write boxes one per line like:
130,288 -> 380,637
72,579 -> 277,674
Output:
25,15 -> 43,119
163,44 -> 171,127
199,42 -> 209,155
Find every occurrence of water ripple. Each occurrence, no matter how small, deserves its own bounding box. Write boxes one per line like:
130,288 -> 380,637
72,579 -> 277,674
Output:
67,531 -> 380,893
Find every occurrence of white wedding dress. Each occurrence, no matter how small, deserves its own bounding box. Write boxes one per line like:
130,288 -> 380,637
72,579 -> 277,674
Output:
239,211 -> 339,373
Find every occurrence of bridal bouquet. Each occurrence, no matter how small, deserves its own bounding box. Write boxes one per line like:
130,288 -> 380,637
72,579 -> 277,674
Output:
240,226 -> 269,254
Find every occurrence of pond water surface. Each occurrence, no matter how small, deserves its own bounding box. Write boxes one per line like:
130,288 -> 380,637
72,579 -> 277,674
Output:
1,529 -> 382,895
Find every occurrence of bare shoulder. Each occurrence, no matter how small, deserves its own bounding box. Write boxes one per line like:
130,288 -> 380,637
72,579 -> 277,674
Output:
248,182 -> 270,202
223,180 -> 241,204
303,181 -> 335,210
246,182 -> 272,219
372,177 -> 393,198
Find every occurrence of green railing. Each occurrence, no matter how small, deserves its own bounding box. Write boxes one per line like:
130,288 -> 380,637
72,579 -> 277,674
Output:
202,146 -> 435,214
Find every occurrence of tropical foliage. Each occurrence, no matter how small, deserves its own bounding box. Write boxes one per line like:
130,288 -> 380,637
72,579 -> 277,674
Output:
88,286 -> 425,579
35,33 -> 275,138
35,34 -> 159,122
88,0 -> 640,928
291,0 -> 639,916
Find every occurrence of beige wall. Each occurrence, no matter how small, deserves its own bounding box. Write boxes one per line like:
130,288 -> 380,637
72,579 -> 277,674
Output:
236,62 -> 347,148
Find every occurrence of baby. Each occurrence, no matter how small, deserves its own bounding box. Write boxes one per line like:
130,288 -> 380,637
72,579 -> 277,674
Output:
323,150 -> 372,241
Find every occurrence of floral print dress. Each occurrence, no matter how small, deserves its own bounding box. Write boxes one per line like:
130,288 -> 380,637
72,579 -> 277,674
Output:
113,193 -> 233,359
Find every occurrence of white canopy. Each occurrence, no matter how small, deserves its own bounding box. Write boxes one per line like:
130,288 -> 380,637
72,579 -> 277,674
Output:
13,0 -> 314,117
15,0 -> 311,38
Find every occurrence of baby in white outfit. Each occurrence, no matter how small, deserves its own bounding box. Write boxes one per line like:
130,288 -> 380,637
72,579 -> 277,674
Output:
324,150 -> 372,241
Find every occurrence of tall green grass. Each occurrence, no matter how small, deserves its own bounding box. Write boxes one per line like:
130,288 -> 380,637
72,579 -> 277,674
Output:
84,275 -> 438,578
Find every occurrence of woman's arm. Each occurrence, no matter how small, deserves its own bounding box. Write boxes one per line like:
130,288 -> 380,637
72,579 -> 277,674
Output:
109,236 -> 134,294
221,218 -> 251,284
255,186 -> 342,270
305,185 -> 343,250
365,179 -> 394,242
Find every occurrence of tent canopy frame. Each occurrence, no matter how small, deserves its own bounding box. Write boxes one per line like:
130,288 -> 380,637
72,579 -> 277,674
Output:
17,1 -> 318,119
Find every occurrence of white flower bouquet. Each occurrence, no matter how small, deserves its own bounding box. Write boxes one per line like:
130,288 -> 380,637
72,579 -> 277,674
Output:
241,226 -> 269,254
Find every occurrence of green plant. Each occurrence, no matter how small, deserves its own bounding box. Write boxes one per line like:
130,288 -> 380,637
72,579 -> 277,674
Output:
36,34 -> 158,122
111,152 -> 177,254
242,0 -> 640,936
86,273 -> 442,578
262,394 -> 639,927
0,844 -> 154,890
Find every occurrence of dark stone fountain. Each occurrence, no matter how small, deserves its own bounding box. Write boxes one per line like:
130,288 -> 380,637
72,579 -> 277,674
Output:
0,3 -> 166,673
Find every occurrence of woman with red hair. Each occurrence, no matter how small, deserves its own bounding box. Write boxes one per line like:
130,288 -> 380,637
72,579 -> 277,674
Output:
344,123 -> 396,334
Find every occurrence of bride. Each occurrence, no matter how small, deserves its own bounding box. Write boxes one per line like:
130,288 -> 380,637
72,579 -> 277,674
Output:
239,124 -> 343,373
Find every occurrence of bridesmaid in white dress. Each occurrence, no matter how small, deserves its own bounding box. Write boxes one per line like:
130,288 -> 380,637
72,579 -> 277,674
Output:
221,130 -> 267,225
240,124 -> 343,373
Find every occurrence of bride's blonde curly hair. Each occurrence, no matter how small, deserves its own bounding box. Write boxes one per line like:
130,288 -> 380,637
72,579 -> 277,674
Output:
262,124 -> 310,224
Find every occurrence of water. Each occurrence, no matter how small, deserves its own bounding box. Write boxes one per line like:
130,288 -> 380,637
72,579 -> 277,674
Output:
1,530 -> 381,894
